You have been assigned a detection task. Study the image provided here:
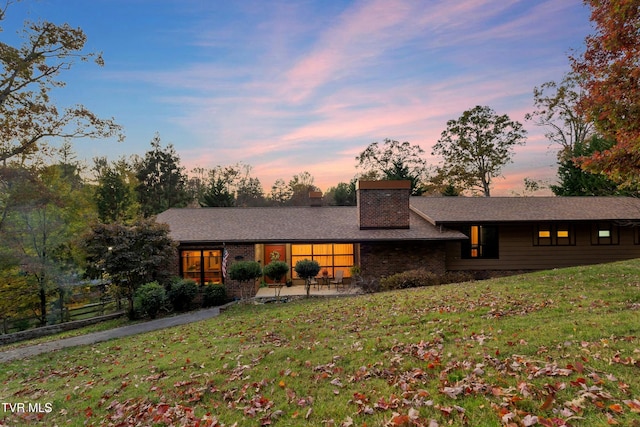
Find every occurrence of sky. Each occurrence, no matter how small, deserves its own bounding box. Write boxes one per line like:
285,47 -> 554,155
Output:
5,0 -> 593,195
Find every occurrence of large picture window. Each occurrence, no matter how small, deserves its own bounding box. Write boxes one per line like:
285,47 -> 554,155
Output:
461,225 -> 499,259
291,243 -> 355,278
181,249 -> 223,284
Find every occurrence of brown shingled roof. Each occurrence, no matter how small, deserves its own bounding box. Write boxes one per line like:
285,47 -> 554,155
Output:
410,196 -> 640,225
156,206 -> 466,243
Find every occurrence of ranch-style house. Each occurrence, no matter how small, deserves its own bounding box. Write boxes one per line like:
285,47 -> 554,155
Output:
156,180 -> 640,299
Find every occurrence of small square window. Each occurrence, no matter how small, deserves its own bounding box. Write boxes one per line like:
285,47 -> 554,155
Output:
538,230 -> 551,238
557,230 -> 569,238
593,223 -> 617,245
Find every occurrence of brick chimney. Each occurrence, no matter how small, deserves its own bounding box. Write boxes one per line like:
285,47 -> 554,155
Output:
357,180 -> 411,229
309,191 -> 323,207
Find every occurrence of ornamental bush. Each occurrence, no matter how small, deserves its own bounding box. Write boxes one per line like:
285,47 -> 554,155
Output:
167,279 -> 198,311
263,261 -> 289,284
202,285 -> 227,307
380,269 -> 475,292
294,259 -> 321,297
294,259 -> 321,281
134,281 -> 167,319
228,261 -> 262,283
228,261 -> 262,300
380,268 -> 439,291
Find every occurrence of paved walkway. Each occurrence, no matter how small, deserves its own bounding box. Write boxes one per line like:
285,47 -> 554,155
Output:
0,286 -> 360,364
0,305 -> 227,364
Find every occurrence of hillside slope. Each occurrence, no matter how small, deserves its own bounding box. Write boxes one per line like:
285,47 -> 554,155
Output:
1,260 -> 639,426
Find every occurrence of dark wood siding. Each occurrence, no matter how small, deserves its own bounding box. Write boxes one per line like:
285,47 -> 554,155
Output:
446,222 -> 640,271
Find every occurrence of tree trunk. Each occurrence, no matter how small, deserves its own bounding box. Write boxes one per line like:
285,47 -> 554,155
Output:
38,281 -> 47,326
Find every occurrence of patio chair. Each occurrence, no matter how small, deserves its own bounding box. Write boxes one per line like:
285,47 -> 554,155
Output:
330,270 -> 344,289
309,277 -> 319,289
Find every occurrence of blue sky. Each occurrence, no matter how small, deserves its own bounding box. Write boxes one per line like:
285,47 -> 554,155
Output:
6,0 -> 592,194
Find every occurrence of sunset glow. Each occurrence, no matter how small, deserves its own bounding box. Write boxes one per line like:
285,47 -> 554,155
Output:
6,0 -> 592,195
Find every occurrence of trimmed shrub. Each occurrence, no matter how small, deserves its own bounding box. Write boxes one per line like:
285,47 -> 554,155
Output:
134,282 -> 167,319
168,279 -> 198,311
228,261 -> 263,300
228,261 -> 262,283
380,268 -> 439,291
294,259 -> 321,280
294,259 -> 321,297
263,261 -> 289,284
440,271 -> 475,285
202,285 -> 227,307
380,269 -> 475,292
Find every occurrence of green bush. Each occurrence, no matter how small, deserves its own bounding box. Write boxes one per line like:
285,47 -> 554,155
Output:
380,269 -> 475,292
263,261 -> 289,283
294,259 -> 321,280
440,271 -> 475,285
202,285 -> 226,307
380,268 -> 439,291
134,282 -> 167,319
168,279 -> 198,311
228,261 -> 262,282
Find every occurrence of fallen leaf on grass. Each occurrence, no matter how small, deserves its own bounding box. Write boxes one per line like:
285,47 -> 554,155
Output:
624,399 -> 640,412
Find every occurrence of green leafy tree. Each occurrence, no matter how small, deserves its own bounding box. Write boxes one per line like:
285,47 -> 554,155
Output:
236,176 -> 264,207
0,163 -> 94,325
268,178 -> 292,205
294,259 -> 321,298
135,134 -> 190,216
187,167 -> 209,205
198,163 -> 265,207
227,260 -> 262,300
0,266 -> 35,330
200,176 -> 235,207
356,139 -> 429,196
93,157 -> 139,223
433,105 -> 527,197
356,138 -> 428,196
200,165 -> 238,207
0,3 -> 123,162
325,180 -> 357,206
288,171 -> 319,206
551,135 -> 627,196
83,219 -> 176,318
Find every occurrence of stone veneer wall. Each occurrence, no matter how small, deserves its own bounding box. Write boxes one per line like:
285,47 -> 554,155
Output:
359,241 -> 446,278
357,180 -> 411,229
222,244 -> 257,300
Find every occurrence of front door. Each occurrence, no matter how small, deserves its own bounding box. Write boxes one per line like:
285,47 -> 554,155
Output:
264,244 -> 286,283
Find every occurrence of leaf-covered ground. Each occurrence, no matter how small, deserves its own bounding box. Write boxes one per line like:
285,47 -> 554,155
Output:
1,260 -> 639,426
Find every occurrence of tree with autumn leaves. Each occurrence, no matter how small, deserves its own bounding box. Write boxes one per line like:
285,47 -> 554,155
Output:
0,2 -> 123,163
571,0 -> 640,189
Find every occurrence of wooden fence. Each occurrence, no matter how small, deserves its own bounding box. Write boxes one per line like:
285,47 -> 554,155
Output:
1,299 -> 126,335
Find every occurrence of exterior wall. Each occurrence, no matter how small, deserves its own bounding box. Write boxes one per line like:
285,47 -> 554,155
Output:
221,244 -> 257,299
360,241 -> 446,278
177,243 -> 257,300
357,180 -> 411,229
446,222 -> 640,271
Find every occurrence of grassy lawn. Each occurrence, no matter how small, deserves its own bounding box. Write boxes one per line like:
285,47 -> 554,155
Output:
1,260 -> 639,426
